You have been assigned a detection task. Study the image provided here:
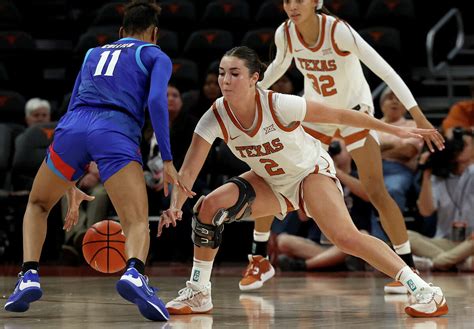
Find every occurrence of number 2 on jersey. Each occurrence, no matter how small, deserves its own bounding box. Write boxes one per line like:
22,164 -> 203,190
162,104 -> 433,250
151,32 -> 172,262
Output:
259,159 -> 285,176
307,74 -> 337,96
94,50 -> 121,77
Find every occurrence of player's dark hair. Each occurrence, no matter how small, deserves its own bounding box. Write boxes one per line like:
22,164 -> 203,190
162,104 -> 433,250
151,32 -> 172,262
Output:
224,46 -> 267,82
122,0 -> 161,35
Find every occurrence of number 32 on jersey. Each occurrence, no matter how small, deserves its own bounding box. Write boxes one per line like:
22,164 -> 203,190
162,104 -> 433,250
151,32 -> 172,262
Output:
307,74 -> 337,96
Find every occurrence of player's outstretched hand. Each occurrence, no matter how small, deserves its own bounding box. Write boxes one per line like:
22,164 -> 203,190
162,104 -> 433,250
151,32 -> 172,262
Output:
157,208 -> 183,237
63,186 -> 95,232
394,126 -> 444,151
414,117 -> 445,152
162,161 -> 195,198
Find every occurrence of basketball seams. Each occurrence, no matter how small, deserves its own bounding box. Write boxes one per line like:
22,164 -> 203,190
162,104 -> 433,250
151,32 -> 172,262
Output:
82,220 -> 126,273
82,240 -> 126,246
89,227 -> 122,236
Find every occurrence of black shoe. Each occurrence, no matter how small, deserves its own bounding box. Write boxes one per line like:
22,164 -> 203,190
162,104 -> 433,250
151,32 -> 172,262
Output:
278,255 -> 307,272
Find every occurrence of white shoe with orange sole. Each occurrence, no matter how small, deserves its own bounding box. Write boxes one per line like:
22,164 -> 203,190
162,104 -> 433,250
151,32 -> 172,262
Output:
405,286 -> 448,317
166,281 -> 213,315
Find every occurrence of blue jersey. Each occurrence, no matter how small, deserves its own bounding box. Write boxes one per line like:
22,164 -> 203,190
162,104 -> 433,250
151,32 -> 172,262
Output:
68,37 -> 173,160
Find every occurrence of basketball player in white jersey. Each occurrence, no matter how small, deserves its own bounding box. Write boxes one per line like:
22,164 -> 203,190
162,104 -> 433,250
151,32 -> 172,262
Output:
245,0 -> 445,294
159,46 -> 447,318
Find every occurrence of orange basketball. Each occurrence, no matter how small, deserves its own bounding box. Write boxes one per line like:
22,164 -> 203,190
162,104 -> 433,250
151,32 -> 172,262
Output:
82,220 -> 127,273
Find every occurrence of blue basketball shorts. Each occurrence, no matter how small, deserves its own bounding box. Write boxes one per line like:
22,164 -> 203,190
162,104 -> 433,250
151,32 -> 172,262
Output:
46,108 -> 143,183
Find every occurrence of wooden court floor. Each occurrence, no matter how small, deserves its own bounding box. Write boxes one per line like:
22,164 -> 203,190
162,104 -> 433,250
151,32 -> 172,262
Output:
1,266 -> 472,328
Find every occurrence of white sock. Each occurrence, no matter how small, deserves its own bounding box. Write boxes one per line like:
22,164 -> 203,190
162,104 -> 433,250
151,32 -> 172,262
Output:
393,240 -> 411,255
396,266 -> 432,295
189,258 -> 213,288
253,230 -> 270,242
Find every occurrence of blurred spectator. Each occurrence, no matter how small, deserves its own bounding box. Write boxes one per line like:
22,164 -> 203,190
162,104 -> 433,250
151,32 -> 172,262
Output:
191,66 -> 221,118
269,72 -> 294,95
266,65 -> 303,96
144,83 -> 199,210
24,98 -> 51,127
378,87 -> 423,211
60,161 -> 109,264
409,130 -> 474,271
442,81 -> 474,135
276,139 -> 373,271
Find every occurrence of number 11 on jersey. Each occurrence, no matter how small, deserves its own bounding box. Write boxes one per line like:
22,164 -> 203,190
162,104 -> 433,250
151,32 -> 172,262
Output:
94,50 -> 122,77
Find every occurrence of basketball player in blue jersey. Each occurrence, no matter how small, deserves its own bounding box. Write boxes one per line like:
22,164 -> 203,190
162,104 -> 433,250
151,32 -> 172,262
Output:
4,0 -> 192,322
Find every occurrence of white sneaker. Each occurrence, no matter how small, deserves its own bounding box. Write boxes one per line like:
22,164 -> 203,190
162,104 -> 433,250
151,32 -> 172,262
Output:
405,286 -> 448,317
413,256 -> 434,271
166,281 -> 213,315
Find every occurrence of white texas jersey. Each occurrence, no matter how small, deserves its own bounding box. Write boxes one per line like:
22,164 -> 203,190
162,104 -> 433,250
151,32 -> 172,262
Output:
283,14 -> 373,110
209,89 -> 321,188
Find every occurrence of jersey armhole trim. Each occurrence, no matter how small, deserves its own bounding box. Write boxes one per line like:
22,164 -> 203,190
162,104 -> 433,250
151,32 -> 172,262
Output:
331,20 -> 351,57
268,91 -> 300,132
212,102 -> 228,143
82,48 -> 94,69
136,44 -> 157,76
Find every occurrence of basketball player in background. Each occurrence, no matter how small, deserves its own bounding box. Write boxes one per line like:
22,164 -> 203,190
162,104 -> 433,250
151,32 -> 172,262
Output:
4,0 -> 193,322
242,0 -> 445,294
159,46 -> 448,318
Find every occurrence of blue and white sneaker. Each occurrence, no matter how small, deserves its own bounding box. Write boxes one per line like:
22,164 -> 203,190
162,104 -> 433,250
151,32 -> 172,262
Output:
4,270 -> 43,312
116,267 -> 169,321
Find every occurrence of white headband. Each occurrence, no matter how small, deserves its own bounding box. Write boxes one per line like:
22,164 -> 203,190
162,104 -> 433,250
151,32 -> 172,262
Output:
317,0 -> 324,10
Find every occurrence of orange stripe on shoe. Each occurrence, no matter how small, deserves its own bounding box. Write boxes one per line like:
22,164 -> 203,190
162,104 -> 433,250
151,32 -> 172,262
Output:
212,103 -> 228,143
167,306 -> 213,315
405,303 -> 448,318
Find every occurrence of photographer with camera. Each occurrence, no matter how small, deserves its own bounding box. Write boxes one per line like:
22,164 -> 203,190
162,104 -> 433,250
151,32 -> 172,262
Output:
408,128 -> 474,271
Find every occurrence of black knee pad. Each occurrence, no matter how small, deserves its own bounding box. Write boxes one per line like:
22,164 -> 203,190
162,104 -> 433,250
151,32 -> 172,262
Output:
212,176 -> 256,226
191,213 -> 224,249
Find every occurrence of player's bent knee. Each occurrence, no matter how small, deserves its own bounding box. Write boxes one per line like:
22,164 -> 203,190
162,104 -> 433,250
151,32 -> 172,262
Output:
198,196 -> 221,225
191,177 -> 256,249
28,196 -> 53,214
